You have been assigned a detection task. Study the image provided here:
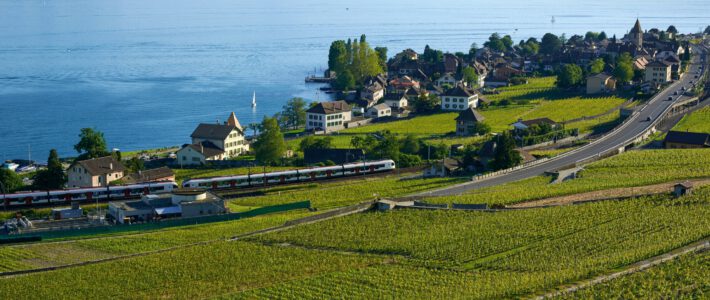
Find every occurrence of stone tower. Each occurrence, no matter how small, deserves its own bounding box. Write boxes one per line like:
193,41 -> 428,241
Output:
629,19 -> 643,48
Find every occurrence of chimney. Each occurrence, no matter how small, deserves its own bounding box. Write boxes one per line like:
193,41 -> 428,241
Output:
109,163 -> 113,170
200,144 -> 204,153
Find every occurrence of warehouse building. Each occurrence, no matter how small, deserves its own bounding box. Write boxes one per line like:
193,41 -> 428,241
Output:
108,189 -> 226,224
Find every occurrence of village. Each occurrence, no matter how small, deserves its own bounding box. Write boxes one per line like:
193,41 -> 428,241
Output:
1,19 -> 708,230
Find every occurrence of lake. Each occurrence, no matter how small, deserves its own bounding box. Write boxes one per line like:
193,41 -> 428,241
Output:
0,0 -> 708,160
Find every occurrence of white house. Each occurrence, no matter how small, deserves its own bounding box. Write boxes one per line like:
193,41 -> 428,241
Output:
67,156 -> 126,188
177,112 -> 249,166
306,100 -> 352,133
366,103 -> 392,119
435,72 -> 464,87
441,86 -> 479,111
383,93 -> 408,109
361,82 -> 384,105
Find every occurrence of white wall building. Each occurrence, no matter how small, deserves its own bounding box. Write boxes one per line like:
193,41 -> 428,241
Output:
305,100 -> 352,133
441,86 -> 479,111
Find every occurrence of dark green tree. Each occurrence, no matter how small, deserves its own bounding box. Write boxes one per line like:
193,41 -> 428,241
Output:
556,64 -> 584,88
335,69 -> 356,90
74,128 -> 108,159
32,149 -> 67,190
412,94 -> 440,113
491,132 -> 522,170
281,97 -> 308,130
374,46 -> 388,70
0,168 -> 23,193
540,33 -> 562,55
328,40 -> 348,73
299,136 -> 333,152
125,157 -> 145,174
253,117 -> 286,165
400,134 -> 420,155
472,122 -> 492,135
598,31 -> 608,41
484,33 -> 507,52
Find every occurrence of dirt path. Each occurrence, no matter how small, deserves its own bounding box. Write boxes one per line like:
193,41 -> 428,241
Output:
509,178 -> 710,208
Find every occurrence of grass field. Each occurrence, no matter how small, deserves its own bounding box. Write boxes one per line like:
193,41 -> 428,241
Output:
428,148 -> 710,206
672,106 -> 710,133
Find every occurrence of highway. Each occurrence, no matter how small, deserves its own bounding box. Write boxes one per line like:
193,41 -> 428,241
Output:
422,43 -> 709,197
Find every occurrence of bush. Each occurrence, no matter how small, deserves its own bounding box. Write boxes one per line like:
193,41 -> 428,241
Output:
398,154 -> 422,168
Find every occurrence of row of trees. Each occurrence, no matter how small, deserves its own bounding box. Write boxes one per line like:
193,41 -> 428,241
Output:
328,35 -> 386,90
556,52 -> 636,88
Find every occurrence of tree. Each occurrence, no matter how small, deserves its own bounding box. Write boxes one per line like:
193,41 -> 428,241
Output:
589,58 -> 605,74
328,40 -> 348,73
705,26 -> 710,35
281,97 -> 307,130
32,149 -> 67,190
556,64 -> 584,88
422,45 -> 443,63
334,69 -> 355,90
74,128 -> 108,159
461,66 -> 479,87
125,157 -> 145,174
299,136 -> 333,152
247,123 -> 260,137
598,31 -> 608,41
374,46 -> 388,70
519,38 -> 540,56
469,42 -> 479,57
484,33 -> 507,52
472,122 -> 492,135
400,134 -> 420,155
252,117 -> 286,165
412,94 -> 440,113
584,31 -> 600,41
0,169 -> 23,193
540,33 -> 562,55
491,132 -> 522,170
371,131 -> 400,161
613,52 -> 634,83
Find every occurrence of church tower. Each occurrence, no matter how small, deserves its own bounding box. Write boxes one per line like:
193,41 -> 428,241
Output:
629,19 -> 643,48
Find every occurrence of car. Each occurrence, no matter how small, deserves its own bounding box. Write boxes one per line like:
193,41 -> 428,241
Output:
674,91 -> 678,95
696,75 -> 699,78
668,96 -> 673,101
646,116 -> 652,122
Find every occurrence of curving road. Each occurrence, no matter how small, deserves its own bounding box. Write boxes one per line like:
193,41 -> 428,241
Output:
422,43 -> 709,197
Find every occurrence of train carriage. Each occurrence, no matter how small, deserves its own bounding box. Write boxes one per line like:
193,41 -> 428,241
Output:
182,160 -> 396,190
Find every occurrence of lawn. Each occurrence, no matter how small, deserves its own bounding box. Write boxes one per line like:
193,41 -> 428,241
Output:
671,106 -> 710,133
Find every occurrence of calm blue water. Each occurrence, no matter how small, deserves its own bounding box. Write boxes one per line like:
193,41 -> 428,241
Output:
0,0 -> 708,160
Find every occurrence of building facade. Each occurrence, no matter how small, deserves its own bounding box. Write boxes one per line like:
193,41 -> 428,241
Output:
441,86 -> 479,111
645,61 -> 672,85
305,100 -> 352,133
67,156 -> 126,188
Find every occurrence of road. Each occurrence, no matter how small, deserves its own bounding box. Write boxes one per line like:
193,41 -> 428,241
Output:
422,43 -> 709,197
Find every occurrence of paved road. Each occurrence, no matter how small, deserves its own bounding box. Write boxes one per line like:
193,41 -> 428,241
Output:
422,44 -> 709,197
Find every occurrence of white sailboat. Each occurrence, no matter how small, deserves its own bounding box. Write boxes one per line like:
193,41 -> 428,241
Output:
251,91 -> 256,108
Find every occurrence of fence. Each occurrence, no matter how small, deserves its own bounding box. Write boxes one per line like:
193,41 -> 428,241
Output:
2,201 -> 311,241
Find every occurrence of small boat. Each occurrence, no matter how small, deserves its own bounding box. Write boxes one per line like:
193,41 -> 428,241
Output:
251,91 -> 256,108
16,165 -> 36,173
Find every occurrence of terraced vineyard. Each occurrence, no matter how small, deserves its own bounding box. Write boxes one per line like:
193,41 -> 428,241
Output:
0,210 -> 313,273
231,174 -> 463,209
1,178 -> 707,298
561,250 -> 710,299
428,148 -> 710,206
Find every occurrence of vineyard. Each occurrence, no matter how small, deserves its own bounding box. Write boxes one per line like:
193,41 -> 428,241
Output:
561,250 -> 710,299
0,209 -> 313,273
428,148 -> 710,206
0,171 -> 707,298
243,188 -> 710,298
229,173 -> 463,209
